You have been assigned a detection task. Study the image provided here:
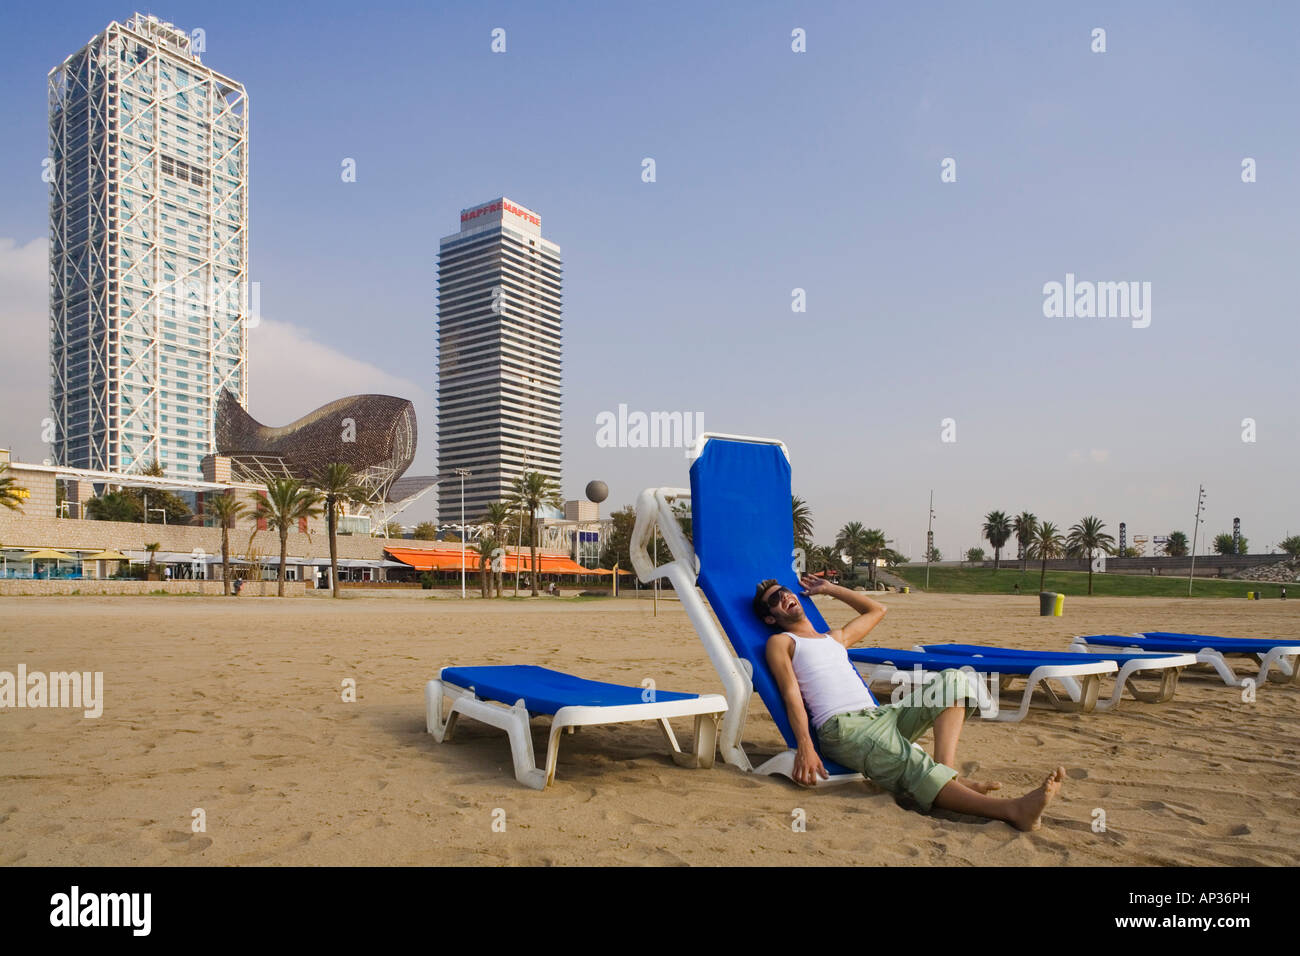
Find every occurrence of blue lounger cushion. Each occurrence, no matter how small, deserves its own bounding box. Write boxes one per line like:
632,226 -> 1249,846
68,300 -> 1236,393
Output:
846,647 -> 1086,675
441,665 -> 701,716
690,437 -> 872,776
922,643 -> 1179,665
1138,632 -> 1298,653
1086,634 -> 1293,655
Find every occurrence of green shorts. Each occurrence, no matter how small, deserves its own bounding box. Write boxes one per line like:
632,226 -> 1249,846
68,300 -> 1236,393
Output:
817,668 -> 980,811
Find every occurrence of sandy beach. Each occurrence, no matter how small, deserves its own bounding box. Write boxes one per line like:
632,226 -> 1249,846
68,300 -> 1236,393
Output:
1,591 -> 1297,866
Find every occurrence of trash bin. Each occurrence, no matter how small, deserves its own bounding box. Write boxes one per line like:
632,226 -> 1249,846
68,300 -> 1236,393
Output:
1053,593 -> 1065,616
1039,591 -> 1057,616
901,586 -> 910,594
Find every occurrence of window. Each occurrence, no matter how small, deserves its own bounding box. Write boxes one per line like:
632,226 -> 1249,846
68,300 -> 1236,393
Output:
159,154 -> 207,187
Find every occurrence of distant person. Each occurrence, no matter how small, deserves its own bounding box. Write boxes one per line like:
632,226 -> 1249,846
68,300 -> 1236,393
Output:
1014,582 -> 1021,595
754,574 -> 1067,830
1282,586 -> 1287,601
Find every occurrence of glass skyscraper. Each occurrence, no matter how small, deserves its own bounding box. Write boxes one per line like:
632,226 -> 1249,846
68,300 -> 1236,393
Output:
49,13 -> 249,479
436,198 -> 563,523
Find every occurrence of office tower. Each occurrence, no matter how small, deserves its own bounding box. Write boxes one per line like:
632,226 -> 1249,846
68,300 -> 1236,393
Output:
436,198 -> 563,523
49,13 -> 249,479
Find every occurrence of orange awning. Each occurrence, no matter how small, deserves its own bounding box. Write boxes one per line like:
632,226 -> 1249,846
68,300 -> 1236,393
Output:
385,547 -> 481,571
385,547 -> 604,575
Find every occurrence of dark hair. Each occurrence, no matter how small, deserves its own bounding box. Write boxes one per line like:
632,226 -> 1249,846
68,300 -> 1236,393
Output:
752,578 -> 780,625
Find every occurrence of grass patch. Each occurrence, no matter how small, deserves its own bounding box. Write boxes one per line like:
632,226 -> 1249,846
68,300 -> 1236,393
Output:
894,565 -> 1280,599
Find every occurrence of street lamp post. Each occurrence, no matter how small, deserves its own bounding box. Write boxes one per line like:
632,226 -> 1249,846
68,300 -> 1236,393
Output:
925,489 -> 935,590
455,468 -> 469,599
1188,484 -> 1206,597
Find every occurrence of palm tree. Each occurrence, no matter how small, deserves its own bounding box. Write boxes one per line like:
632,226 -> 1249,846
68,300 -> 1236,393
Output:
311,464 -> 367,600
835,522 -> 871,583
506,471 -> 563,596
0,463 -> 28,512
207,492 -> 247,596
861,528 -> 888,585
85,491 -> 142,522
792,495 -> 814,552
982,510 -> 1013,571
1029,521 -> 1065,592
1164,531 -> 1189,558
254,478 -> 323,597
144,542 -> 161,579
481,502 -> 512,598
1012,512 -> 1038,572
1066,516 -> 1115,595
477,532 -> 499,598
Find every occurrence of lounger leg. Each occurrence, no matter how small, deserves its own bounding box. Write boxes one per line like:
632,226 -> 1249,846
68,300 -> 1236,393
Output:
662,713 -> 722,769
694,713 -> 719,769
543,719 -> 567,788
1260,650 -> 1300,685
1123,667 -> 1181,704
1202,652 -> 1244,687
718,661 -> 756,772
1036,675 -> 1099,714
426,680 -> 460,742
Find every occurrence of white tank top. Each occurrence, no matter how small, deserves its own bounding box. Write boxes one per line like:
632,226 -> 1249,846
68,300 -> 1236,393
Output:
786,631 -> 875,729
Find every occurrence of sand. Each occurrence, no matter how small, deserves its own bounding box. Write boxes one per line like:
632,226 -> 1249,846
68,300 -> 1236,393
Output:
1,591 -> 1297,866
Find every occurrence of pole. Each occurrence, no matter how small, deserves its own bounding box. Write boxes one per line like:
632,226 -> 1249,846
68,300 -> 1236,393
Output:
925,489 -> 934,590
653,536 -> 658,616
1188,484 -> 1205,597
459,472 -> 465,599
514,507 -> 523,597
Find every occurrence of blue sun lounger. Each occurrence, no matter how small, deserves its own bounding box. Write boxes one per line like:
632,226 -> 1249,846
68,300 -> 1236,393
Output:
1073,633 -> 1300,688
630,432 -> 871,784
846,646 -> 1118,721
918,643 -> 1197,712
425,665 -> 725,789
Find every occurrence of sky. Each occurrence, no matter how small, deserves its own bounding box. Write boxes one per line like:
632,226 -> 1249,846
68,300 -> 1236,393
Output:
1,1 -> 1297,558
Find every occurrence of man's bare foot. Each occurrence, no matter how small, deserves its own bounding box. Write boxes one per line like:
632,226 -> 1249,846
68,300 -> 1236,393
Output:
958,776 -> 1002,794
1008,766 -> 1066,831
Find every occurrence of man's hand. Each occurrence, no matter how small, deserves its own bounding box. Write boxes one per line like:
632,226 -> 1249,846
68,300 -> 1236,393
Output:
794,743 -> 828,786
799,573 -> 833,597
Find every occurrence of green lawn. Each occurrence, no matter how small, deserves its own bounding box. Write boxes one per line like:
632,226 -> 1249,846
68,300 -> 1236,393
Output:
892,565 -> 1285,599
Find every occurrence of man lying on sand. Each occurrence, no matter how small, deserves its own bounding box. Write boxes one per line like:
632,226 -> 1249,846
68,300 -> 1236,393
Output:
755,574 -> 1066,831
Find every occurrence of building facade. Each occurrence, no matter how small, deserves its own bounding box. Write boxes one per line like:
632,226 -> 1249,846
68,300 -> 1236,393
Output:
49,13 -> 249,481
436,198 -> 563,522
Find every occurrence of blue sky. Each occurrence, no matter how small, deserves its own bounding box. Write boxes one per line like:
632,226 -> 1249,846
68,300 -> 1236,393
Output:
2,1 -> 1297,556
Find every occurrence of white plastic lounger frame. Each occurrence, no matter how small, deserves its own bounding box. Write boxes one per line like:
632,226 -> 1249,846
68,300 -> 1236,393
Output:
426,671 -> 725,790
852,652 -> 1117,723
1072,636 -> 1300,688
630,432 -> 861,786
1060,645 -> 1196,709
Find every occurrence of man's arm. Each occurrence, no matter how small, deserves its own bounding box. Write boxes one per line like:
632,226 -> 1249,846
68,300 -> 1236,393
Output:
799,574 -> 886,647
765,632 -> 828,786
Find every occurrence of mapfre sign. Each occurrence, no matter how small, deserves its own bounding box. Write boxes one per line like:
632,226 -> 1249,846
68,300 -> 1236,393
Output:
460,199 -> 540,227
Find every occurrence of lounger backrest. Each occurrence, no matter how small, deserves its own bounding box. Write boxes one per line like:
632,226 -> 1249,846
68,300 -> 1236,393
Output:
690,436 -> 876,750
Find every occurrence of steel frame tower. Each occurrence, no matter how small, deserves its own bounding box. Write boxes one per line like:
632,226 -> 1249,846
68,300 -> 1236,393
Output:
49,13 -> 249,479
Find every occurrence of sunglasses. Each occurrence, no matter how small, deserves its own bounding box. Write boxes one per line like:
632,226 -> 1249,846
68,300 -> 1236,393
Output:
765,586 -> 794,608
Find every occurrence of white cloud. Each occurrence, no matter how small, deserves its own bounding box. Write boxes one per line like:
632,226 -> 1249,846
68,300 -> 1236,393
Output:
1067,448 -> 1111,464
0,237 -> 433,472
0,237 -> 51,460
246,318 -> 430,429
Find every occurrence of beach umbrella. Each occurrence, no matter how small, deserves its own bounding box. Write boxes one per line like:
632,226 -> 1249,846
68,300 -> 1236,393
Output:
26,549 -> 73,560
83,550 -> 129,561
